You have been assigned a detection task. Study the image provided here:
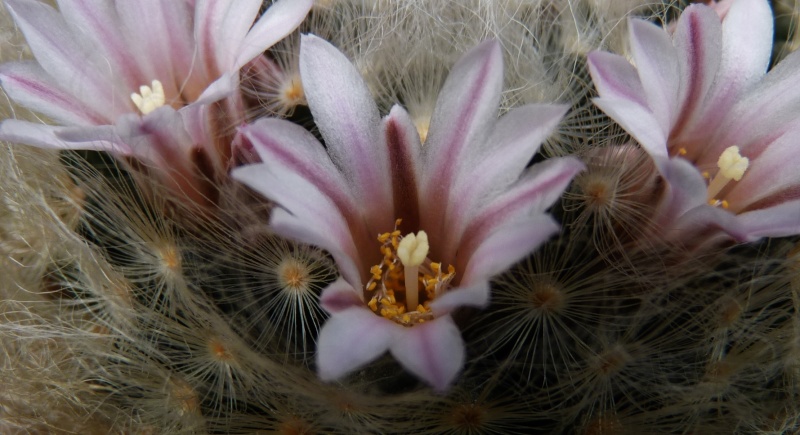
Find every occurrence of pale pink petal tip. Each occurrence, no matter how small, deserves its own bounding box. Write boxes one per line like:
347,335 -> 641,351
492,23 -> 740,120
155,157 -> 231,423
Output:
390,315 -> 465,392
316,308 -> 396,381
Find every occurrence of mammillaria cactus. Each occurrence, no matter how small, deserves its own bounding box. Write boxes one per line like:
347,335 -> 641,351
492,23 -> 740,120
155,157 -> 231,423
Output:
1,1 -> 799,434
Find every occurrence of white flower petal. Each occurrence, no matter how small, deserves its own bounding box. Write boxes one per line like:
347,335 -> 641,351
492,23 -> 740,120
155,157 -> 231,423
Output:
428,281 -> 490,317
319,278 -> 365,313
452,104 -> 569,219
232,163 -> 364,285
736,200 -> 800,241
461,215 -> 560,284
299,34 -> 393,234
628,18 -> 679,132
456,157 -> 584,264
671,4 -> 723,141
725,130 -> 800,213
711,0 -> 773,107
116,0 -> 196,96
235,0 -> 312,69
422,40 -> 503,237
382,105 -> 423,229
592,97 -> 669,160
0,120 -> 88,150
587,51 -> 647,106
707,49 -> 800,163
4,0 -> 126,117
57,0 -> 144,91
317,308 -> 397,382
390,315 -> 464,392
0,62 -> 106,126
194,0 -> 262,75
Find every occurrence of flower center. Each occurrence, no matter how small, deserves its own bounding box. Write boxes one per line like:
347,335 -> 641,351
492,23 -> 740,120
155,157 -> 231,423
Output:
131,80 -> 166,115
365,219 -> 456,326
704,146 -> 749,209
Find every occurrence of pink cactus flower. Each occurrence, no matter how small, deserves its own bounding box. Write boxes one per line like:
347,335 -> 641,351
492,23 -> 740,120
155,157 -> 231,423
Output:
233,35 -> 584,390
0,0 -> 311,206
588,0 -> 800,243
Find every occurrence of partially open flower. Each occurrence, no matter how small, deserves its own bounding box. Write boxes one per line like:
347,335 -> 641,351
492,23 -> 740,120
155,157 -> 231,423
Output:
234,35 -> 583,390
0,0 -> 312,207
588,0 -> 800,243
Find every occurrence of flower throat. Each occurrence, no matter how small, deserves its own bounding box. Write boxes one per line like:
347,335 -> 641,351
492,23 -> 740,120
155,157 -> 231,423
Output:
366,219 -> 456,326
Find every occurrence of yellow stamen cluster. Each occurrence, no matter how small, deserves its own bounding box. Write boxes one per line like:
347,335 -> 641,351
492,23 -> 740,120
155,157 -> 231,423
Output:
131,79 -> 166,115
707,199 -> 730,209
365,219 -> 456,326
422,261 -> 456,298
